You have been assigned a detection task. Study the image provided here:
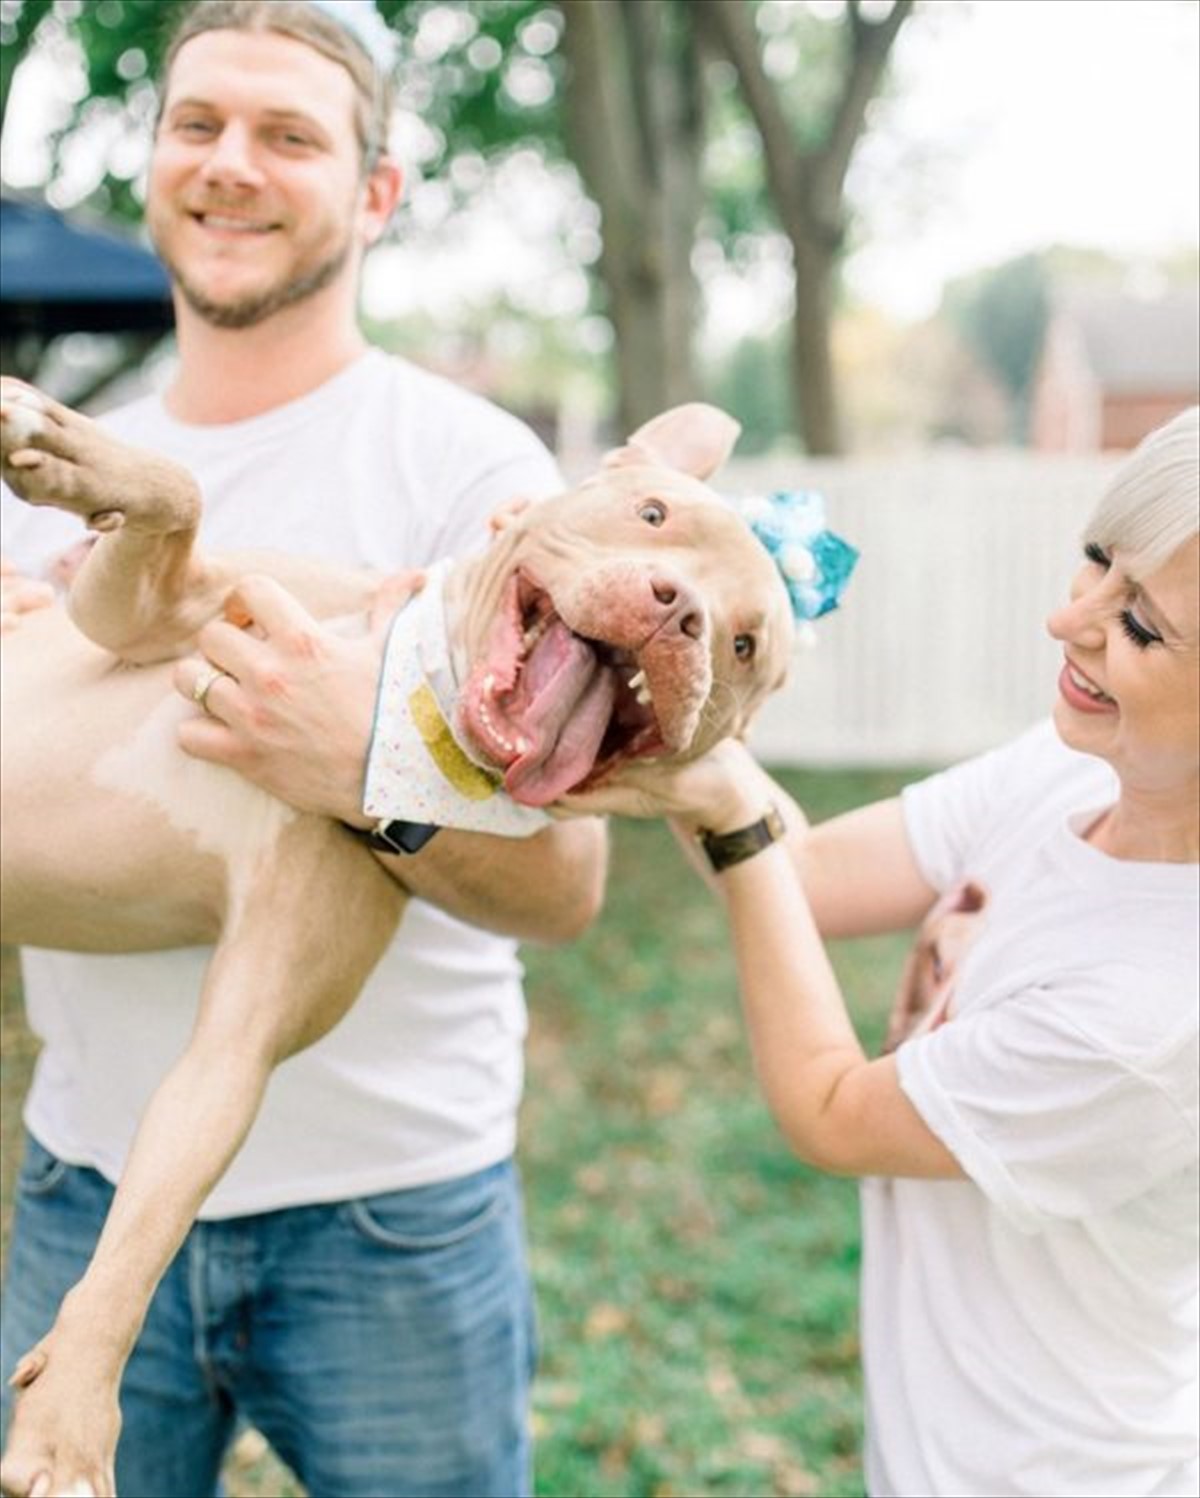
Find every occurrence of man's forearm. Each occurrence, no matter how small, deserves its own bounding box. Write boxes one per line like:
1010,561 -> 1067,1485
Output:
380,816 -> 608,944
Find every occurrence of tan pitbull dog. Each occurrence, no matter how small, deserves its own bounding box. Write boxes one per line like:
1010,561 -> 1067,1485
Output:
0,380 -> 792,1497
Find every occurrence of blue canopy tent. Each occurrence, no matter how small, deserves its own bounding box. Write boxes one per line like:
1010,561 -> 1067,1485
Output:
1,193 -> 173,340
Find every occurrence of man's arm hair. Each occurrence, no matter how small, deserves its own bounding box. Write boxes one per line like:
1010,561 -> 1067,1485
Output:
382,816 -> 608,944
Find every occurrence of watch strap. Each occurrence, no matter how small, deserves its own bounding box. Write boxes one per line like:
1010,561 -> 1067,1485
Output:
349,818 -> 441,855
697,803 -> 785,872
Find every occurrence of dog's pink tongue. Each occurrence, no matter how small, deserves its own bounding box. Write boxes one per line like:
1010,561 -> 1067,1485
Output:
502,621 -> 617,806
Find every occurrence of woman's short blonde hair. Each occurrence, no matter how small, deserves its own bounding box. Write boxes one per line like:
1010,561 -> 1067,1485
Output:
161,0 -> 394,171
1084,405 -> 1199,578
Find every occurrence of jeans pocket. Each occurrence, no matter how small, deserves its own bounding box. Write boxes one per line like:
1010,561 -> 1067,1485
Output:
346,1163 -> 511,1252
16,1136 -> 69,1199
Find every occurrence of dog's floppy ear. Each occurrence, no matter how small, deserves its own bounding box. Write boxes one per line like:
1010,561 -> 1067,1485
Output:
603,403 -> 741,481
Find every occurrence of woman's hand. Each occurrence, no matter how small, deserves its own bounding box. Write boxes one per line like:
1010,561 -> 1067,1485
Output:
0,1329 -> 120,1498
555,737 -> 774,836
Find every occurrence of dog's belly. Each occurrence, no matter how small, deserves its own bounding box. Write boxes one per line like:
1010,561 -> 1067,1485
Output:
1,610 -> 293,952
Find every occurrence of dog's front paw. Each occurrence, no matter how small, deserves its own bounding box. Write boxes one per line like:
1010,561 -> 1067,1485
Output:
0,380 -> 50,452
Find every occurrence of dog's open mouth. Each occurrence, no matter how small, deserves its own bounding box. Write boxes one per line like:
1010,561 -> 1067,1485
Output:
460,572 -> 666,806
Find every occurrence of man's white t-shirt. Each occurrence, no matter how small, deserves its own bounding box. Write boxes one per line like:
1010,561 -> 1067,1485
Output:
862,722 -> 1199,1497
0,349 -> 566,1215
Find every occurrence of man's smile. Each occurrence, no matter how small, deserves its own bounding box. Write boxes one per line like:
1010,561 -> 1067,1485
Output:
188,210 -> 282,235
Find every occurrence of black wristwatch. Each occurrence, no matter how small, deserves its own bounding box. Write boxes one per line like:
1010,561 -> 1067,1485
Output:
697,804 -> 786,872
348,818 -> 441,855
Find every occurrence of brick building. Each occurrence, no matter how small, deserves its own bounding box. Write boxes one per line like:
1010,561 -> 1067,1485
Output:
1030,288 -> 1198,452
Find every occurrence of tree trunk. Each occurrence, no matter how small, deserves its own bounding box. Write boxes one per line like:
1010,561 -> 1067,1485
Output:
560,0 -> 703,432
696,0 -> 912,454
788,234 -> 840,455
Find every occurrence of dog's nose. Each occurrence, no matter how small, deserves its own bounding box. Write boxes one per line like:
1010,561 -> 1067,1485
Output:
649,575 -> 705,641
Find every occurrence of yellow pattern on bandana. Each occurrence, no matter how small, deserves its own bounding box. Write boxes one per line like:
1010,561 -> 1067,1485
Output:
408,682 -> 500,802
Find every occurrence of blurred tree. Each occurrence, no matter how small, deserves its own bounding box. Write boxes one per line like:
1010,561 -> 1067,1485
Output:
941,243 -> 1198,443
695,0 -> 913,454
558,0 -> 704,431
3,0 -> 916,447
708,331 -> 792,455
942,252 -> 1050,440
379,0 -> 707,431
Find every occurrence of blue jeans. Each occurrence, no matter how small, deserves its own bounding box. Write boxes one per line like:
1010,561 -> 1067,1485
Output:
1,1135 -> 535,1497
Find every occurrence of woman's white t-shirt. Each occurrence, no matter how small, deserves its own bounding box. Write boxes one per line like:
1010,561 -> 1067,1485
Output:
862,722 -> 1198,1496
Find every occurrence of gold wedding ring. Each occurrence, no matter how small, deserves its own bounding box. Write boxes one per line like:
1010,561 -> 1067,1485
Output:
192,665 -> 229,717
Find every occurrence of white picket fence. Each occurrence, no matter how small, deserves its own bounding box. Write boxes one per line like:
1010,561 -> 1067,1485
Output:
716,451 -> 1123,768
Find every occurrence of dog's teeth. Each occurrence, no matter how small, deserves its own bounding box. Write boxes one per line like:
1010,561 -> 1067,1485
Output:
626,668 -> 653,708
523,617 -> 549,650
483,673 -> 495,692
476,696 -> 520,757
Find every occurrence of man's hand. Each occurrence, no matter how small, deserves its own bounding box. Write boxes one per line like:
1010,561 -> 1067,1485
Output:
172,571 -> 423,822
0,557 -> 55,633
882,880 -> 987,1054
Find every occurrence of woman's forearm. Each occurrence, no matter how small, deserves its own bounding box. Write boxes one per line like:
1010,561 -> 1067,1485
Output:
718,843 -> 866,1167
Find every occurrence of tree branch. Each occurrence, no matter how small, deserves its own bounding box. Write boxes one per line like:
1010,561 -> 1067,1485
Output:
694,0 -> 809,237
815,0 -> 913,226
559,0 -> 645,224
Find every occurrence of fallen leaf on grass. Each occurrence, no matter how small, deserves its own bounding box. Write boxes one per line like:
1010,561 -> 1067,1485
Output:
705,1360 -> 751,1417
535,1379 -> 581,1409
642,1066 -> 686,1117
772,1458 -> 820,1497
574,1162 -> 607,1196
600,1440 -> 630,1479
584,1302 -> 630,1339
632,1411 -> 666,1445
740,1429 -> 786,1462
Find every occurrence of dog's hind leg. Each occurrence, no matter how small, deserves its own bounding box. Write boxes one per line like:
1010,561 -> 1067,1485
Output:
0,816 -> 407,1498
0,377 -> 242,661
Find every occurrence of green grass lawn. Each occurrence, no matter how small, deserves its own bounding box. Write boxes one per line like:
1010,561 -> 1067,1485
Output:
1,765 -> 923,1498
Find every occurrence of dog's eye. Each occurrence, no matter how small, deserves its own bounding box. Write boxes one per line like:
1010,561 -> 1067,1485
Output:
638,501 -> 668,527
733,633 -> 757,662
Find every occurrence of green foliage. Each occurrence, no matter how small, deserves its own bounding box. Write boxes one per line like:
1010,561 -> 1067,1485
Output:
68,0 -> 174,100
9,0 -> 573,220
707,330 -> 794,456
378,0 -> 567,178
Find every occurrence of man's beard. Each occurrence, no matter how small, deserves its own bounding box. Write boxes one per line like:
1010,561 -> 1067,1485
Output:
159,235 -> 353,330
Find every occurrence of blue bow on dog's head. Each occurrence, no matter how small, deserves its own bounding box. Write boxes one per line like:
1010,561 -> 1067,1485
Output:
737,490 -> 859,623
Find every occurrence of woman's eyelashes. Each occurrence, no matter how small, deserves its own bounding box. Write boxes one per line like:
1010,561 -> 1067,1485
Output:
1119,610 -> 1162,649
1083,543 -> 1162,648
